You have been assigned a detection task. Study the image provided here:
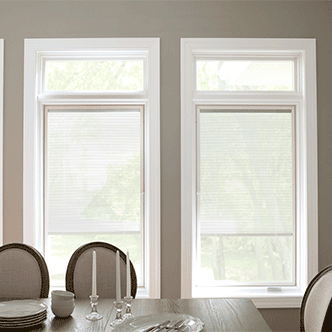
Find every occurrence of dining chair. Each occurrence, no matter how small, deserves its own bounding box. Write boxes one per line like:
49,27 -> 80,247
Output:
65,241 -> 137,299
300,264 -> 332,332
0,242 -> 50,300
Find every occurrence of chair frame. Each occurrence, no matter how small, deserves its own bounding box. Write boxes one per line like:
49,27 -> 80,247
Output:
65,241 -> 138,298
300,264 -> 332,332
0,242 -> 50,298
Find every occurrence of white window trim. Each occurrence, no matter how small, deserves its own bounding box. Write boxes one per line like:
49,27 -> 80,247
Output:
0,39 -> 3,245
24,38 -> 160,299
181,38 -> 317,308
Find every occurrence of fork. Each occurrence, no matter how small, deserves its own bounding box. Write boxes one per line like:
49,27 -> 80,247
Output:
157,319 -> 186,331
166,319 -> 186,331
143,320 -> 171,332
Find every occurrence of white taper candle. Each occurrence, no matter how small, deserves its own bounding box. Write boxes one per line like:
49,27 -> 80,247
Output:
126,250 -> 131,297
116,250 -> 121,303
92,250 -> 97,297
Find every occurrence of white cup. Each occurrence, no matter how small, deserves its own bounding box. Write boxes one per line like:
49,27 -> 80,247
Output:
51,290 -> 75,301
51,304 -> 75,318
51,299 -> 75,307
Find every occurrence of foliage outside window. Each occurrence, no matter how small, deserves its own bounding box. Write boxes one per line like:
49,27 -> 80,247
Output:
45,60 -> 144,91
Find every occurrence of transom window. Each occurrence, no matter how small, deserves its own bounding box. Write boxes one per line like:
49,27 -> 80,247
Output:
45,59 -> 144,92
196,59 -> 295,91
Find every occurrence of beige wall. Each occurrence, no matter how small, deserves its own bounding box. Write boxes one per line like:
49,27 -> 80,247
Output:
1,1 -> 332,331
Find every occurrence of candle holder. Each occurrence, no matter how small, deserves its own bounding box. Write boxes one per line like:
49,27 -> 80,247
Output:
123,296 -> 134,320
110,301 -> 124,327
85,295 -> 103,321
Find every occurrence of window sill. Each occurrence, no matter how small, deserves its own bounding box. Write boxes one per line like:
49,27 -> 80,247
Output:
192,286 -> 303,308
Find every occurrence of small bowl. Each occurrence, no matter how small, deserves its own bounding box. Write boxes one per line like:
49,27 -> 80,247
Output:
51,304 -> 75,318
52,299 -> 75,307
51,290 -> 75,301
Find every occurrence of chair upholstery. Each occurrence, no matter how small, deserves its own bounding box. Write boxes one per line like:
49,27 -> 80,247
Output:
0,243 -> 50,300
300,265 -> 332,332
65,241 -> 137,299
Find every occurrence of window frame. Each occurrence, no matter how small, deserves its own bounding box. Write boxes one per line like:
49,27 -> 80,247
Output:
181,38 -> 317,308
24,38 -> 160,299
0,39 -> 3,245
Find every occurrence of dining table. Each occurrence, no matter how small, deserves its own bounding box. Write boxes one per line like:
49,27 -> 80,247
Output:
8,297 -> 272,332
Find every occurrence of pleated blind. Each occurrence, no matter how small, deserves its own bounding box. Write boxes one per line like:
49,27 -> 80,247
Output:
198,110 -> 293,236
46,108 -> 142,234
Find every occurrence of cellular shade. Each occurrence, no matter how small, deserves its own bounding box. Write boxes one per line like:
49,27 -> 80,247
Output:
199,110 -> 293,236
46,109 -> 141,234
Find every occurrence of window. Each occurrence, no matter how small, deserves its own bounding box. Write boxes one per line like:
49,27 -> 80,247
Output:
181,38 -> 317,308
196,59 -> 295,91
24,38 -> 160,298
0,39 -> 3,245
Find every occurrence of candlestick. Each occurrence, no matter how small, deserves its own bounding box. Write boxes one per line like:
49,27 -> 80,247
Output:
109,301 -> 124,327
126,250 -> 131,297
116,250 -> 121,304
85,295 -> 103,321
123,296 -> 134,320
92,250 -> 97,297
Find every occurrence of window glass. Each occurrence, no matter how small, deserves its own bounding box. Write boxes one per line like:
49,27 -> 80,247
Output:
196,60 -> 294,91
45,60 -> 144,91
197,110 -> 294,286
46,108 -> 143,286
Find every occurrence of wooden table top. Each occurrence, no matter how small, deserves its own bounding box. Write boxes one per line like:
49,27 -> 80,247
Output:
25,298 -> 271,332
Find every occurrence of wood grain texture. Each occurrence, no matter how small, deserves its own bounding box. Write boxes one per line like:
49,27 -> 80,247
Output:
105,299 -> 271,332
17,298 -> 271,332
26,299 -> 114,332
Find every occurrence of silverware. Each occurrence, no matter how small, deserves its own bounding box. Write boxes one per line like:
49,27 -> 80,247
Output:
163,319 -> 185,331
143,318 -> 186,332
177,325 -> 190,332
159,319 -> 186,331
172,319 -> 185,329
143,320 -> 171,332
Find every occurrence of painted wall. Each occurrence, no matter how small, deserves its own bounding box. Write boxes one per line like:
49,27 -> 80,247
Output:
1,1 -> 332,331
